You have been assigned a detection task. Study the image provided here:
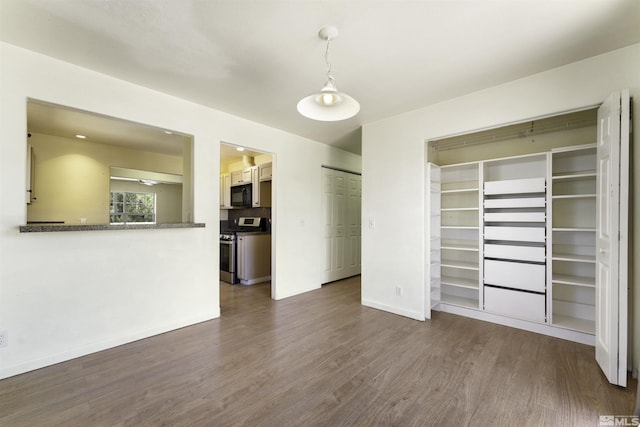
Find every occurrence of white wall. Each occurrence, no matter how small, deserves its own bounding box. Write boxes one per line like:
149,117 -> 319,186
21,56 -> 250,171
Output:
0,42 -> 360,379
361,44 -> 640,371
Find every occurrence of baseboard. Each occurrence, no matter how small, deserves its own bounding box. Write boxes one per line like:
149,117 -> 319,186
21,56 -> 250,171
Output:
362,298 -> 425,321
0,309 -> 220,380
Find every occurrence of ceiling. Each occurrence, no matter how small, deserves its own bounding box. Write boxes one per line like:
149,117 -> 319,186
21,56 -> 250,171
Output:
2,1 -> 640,155
27,100 -> 190,156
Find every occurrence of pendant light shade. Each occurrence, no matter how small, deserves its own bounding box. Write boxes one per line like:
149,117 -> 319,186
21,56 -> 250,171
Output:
297,26 -> 360,121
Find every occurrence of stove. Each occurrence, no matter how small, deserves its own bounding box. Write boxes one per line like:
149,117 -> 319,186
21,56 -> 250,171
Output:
220,217 -> 265,284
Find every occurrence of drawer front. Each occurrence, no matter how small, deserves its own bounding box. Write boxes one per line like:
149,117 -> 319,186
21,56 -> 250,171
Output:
484,197 -> 546,209
484,212 -> 546,223
484,259 -> 546,292
484,226 -> 545,242
484,286 -> 546,323
484,177 -> 546,195
484,244 -> 545,263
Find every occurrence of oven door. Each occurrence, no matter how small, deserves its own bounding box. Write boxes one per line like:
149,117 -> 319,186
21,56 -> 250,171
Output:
220,240 -> 237,283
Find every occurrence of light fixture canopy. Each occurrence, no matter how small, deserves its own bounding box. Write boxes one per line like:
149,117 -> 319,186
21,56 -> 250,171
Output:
297,26 -> 360,121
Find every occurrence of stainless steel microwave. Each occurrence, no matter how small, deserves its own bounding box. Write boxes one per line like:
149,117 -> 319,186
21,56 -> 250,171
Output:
230,183 -> 252,208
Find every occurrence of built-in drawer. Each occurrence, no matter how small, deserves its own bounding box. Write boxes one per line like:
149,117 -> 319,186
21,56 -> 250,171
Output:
484,286 -> 546,323
484,226 -> 545,242
484,244 -> 545,263
484,197 -> 546,209
484,259 -> 546,292
484,177 -> 546,195
484,212 -> 546,223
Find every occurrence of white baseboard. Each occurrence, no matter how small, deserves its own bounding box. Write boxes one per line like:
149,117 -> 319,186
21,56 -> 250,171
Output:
0,310 -> 220,380
362,298 -> 425,321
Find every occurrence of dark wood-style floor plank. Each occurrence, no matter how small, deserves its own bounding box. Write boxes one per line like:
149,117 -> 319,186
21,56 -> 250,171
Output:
0,276 -> 636,426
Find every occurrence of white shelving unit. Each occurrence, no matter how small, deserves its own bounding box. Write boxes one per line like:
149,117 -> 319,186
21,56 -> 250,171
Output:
549,145 -> 597,334
427,163 -> 441,310
439,162 -> 481,309
428,147 -> 602,342
482,153 -> 548,323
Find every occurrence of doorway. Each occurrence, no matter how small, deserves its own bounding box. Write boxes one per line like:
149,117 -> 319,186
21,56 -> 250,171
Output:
220,142 -> 275,311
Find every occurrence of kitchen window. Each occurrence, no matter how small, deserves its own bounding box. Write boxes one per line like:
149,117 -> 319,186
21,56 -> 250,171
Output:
110,191 -> 156,224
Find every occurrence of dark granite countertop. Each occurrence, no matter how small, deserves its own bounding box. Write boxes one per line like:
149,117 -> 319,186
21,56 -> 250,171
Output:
19,223 -> 206,233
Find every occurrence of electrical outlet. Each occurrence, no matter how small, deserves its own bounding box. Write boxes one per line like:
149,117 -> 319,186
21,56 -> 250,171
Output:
396,286 -> 403,297
0,331 -> 7,348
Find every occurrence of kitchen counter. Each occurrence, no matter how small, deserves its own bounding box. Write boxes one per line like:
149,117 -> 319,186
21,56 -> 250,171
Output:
19,223 -> 206,233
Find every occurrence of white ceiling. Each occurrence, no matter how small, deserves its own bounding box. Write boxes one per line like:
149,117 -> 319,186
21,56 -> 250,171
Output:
27,100 -> 190,156
2,0 -> 640,155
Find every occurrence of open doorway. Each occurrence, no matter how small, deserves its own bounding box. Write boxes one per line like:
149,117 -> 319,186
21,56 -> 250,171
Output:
220,142 -> 274,313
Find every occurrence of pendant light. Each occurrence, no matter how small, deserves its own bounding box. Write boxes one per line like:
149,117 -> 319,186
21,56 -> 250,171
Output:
297,26 -> 360,121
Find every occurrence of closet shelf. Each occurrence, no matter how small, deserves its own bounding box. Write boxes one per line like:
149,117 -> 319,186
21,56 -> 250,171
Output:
552,274 -> 595,287
552,170 -> 597,180
551,253 -> 596,263
441,276 -> 479,289
441,240 -> 479,251
441,226 -> 479,230
441,260 -> 479,271
441,207 -> 479,212
441,188 -> 479,194
552,227 -> 596,232
440,294 -> 479,309
552,194 -> 596,199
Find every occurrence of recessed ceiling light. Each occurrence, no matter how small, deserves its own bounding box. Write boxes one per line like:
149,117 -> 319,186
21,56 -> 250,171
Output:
236,147 -> 245,152
75,134 -> 87,139
164,130 -> 173,135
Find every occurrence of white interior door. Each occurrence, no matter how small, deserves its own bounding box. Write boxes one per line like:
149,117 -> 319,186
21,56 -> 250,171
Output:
345,174 -> 362,277
595,89 -> 629,387
322,167 -> 361,284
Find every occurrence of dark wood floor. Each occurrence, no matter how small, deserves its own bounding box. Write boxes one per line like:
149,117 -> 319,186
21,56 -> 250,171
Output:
1,276 -> 636,426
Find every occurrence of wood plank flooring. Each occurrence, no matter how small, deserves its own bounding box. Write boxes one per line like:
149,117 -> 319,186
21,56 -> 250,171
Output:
0,276 -> 636,426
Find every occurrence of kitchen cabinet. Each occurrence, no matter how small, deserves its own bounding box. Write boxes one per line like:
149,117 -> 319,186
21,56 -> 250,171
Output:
251,166 -> 272,207
220,173 -> 231,208
237,233 -> 271,285
231,168 -> 252,186
259,162 -> 272,181
225,162 -> 272,208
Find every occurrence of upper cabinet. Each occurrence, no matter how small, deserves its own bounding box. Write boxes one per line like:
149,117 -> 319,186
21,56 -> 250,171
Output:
251,166 -> 272,208
220,173 -> 231,209
259,162 -> 272,181
221,161 -> 272,209
231,168 -> 252,186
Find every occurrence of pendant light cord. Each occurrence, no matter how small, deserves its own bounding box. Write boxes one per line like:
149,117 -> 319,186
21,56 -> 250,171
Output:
324,37 -> 335,85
